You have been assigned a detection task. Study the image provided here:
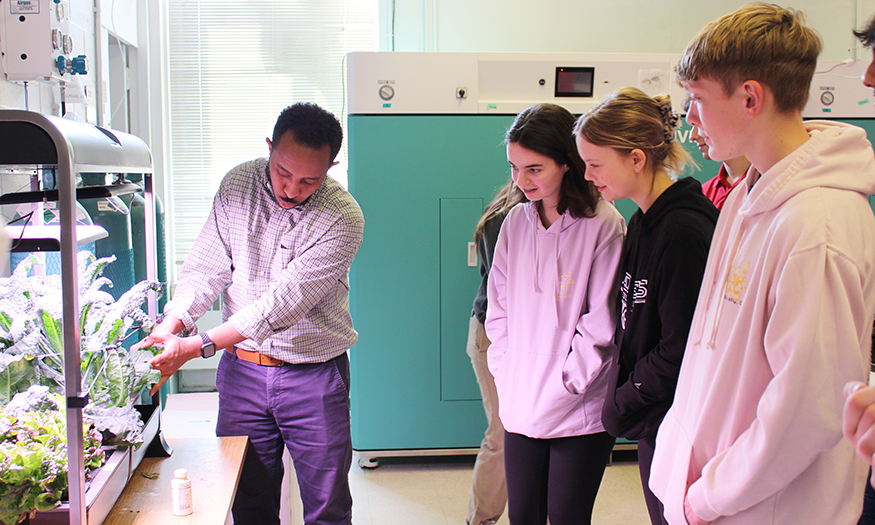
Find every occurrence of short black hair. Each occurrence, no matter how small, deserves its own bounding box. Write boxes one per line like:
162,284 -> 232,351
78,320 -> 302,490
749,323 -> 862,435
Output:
272,103 -> 343,163
855,14 -> 875,48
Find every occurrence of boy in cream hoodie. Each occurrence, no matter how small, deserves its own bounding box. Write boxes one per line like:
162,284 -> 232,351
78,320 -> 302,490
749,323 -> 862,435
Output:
650,3 -> 875,525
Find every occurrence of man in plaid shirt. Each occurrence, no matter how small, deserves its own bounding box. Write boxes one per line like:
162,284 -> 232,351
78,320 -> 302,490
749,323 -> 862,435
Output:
137,103 -> 364,525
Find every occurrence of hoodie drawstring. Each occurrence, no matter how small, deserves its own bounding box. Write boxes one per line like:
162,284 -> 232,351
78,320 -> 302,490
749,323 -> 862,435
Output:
553,214 -> 564,330
532,212 -> 541,294
530,205 -> 563,330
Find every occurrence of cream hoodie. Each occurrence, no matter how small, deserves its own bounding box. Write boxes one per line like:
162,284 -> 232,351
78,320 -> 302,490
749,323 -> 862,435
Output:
650,121 -> 875,524
486,199 -> 625,438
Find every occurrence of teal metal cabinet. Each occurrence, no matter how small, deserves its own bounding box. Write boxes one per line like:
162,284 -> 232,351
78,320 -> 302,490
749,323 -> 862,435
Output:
348,114 -> 513,452
440,197 -> 486,401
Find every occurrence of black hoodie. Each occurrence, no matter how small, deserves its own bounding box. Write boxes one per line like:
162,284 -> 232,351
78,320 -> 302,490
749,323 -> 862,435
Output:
601,177 -> 718,440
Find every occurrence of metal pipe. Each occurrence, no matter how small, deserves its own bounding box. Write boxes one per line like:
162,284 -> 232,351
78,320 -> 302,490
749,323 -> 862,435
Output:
57,122 -> 85,525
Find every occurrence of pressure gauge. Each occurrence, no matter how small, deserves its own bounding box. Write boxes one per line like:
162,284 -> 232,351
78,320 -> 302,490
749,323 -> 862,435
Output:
820,91 -> 835,106
56,1 -> 67,23
379,85 -> 395,101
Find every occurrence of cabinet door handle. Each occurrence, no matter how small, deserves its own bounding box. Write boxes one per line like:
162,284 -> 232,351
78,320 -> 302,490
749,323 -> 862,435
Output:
467,242 -> 478,267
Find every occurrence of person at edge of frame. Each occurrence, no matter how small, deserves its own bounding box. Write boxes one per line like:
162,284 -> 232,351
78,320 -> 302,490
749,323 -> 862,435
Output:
652,4 -> 875,525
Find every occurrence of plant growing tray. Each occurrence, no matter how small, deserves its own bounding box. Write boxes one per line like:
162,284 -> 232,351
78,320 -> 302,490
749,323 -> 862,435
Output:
25,404 -> 164,525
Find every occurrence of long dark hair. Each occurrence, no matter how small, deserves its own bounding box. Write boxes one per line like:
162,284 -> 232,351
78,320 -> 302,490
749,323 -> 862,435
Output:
474,179 -> 526,243
506,104 -> 599,218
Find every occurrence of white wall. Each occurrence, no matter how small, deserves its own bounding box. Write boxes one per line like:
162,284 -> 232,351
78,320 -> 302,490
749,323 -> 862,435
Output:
6,0 -> 875,145
389,0 -> 875,61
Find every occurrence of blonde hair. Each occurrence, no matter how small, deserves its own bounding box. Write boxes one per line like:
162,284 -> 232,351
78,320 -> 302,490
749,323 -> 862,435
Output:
675,2 -> 821,113
573,87 -> 693,176
474,179 -> 526,243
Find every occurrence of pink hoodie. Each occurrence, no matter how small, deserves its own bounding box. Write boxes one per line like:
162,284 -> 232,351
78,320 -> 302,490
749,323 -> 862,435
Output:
485,198 -> 625,438
650,121 -> 875,524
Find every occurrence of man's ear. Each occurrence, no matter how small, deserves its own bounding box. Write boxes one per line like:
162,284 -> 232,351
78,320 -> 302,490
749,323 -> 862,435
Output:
741,80 -> 765,117
266,137 -> 273,154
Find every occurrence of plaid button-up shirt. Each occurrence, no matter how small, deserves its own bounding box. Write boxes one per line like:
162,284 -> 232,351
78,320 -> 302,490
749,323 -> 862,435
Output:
164,158 -> 364,363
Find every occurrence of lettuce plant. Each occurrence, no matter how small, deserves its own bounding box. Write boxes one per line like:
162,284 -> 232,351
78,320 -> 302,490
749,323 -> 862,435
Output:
0,252 -> 162,445
0,386 -> 104,525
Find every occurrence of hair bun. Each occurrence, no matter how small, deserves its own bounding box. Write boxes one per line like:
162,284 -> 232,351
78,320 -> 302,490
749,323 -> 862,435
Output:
658,100 -> 679,144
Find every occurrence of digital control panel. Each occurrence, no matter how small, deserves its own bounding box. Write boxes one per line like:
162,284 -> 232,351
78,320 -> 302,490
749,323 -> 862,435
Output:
555,67 -> 594,98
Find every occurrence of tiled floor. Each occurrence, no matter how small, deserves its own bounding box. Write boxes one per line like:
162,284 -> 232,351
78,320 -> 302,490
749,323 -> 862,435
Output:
162,393 -> 651,525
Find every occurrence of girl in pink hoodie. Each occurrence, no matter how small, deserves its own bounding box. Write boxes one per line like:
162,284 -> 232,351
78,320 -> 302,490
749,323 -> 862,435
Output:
485,104 -> 626,525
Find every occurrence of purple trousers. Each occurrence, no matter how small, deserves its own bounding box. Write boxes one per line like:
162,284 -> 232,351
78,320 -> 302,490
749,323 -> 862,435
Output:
215,350 -> 353,525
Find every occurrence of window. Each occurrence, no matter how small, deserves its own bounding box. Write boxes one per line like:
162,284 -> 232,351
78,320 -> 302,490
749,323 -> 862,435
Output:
167,0 -> 378,277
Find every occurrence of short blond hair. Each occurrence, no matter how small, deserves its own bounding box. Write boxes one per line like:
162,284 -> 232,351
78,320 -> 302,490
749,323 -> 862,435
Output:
676,3 -> 821,113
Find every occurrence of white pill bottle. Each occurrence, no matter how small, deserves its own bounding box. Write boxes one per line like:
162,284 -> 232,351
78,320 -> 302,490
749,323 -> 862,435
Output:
171,468 -> 193,516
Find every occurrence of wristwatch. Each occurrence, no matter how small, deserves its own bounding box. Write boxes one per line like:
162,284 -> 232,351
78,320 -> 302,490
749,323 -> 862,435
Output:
199,332 -> 216,359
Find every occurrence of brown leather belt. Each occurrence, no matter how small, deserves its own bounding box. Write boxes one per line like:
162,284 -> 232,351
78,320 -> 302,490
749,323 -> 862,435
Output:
226,346 -> 285,367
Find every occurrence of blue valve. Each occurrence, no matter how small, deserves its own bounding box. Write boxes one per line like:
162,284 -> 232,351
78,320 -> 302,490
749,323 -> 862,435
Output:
71,56 -> 87,75
56,55 -> 88,76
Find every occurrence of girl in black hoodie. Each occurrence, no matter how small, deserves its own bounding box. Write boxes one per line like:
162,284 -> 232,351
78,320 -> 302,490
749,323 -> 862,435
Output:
573,87 -> 718,525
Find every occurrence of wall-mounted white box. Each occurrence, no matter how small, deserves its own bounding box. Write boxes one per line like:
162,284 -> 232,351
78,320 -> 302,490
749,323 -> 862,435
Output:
0,0 -> 53,81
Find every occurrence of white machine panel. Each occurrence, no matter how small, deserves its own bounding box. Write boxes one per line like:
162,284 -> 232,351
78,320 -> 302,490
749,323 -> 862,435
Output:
347,52 -> 688,115
477,52 -> 683,115
347,52 -> 480,114
804,60 -> 875,118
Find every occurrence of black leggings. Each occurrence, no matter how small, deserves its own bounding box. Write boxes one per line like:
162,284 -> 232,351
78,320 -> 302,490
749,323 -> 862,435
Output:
504,431 -> 615,525
637,431 -> 668,525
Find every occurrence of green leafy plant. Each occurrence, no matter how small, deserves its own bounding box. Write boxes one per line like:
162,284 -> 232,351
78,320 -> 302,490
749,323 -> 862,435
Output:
0,386 -> 104,525
0,252 -> 163,445
0,253 -> 164,523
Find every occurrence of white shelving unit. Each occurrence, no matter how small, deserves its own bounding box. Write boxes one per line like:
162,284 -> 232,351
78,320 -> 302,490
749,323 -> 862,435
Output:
0,110 -> 161,525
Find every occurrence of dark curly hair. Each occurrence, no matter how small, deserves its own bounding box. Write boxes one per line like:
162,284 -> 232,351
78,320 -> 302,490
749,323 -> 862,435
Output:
272,103 -> 343,163
855,14 -> 875,48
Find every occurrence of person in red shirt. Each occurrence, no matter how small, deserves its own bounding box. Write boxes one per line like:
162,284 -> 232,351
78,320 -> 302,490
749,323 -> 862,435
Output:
685,99 -> 751,211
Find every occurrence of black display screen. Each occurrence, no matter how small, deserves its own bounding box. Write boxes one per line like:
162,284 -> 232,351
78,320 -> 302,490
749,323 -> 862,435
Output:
555,67 -> 595,98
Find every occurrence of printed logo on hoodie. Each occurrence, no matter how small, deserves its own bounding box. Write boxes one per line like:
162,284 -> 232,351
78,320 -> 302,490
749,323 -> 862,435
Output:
619,272 -> 648,329
620,272 -> 630,329
558,273 -> 574,300
724,261 -> 750,305
633,279 -> 648,304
